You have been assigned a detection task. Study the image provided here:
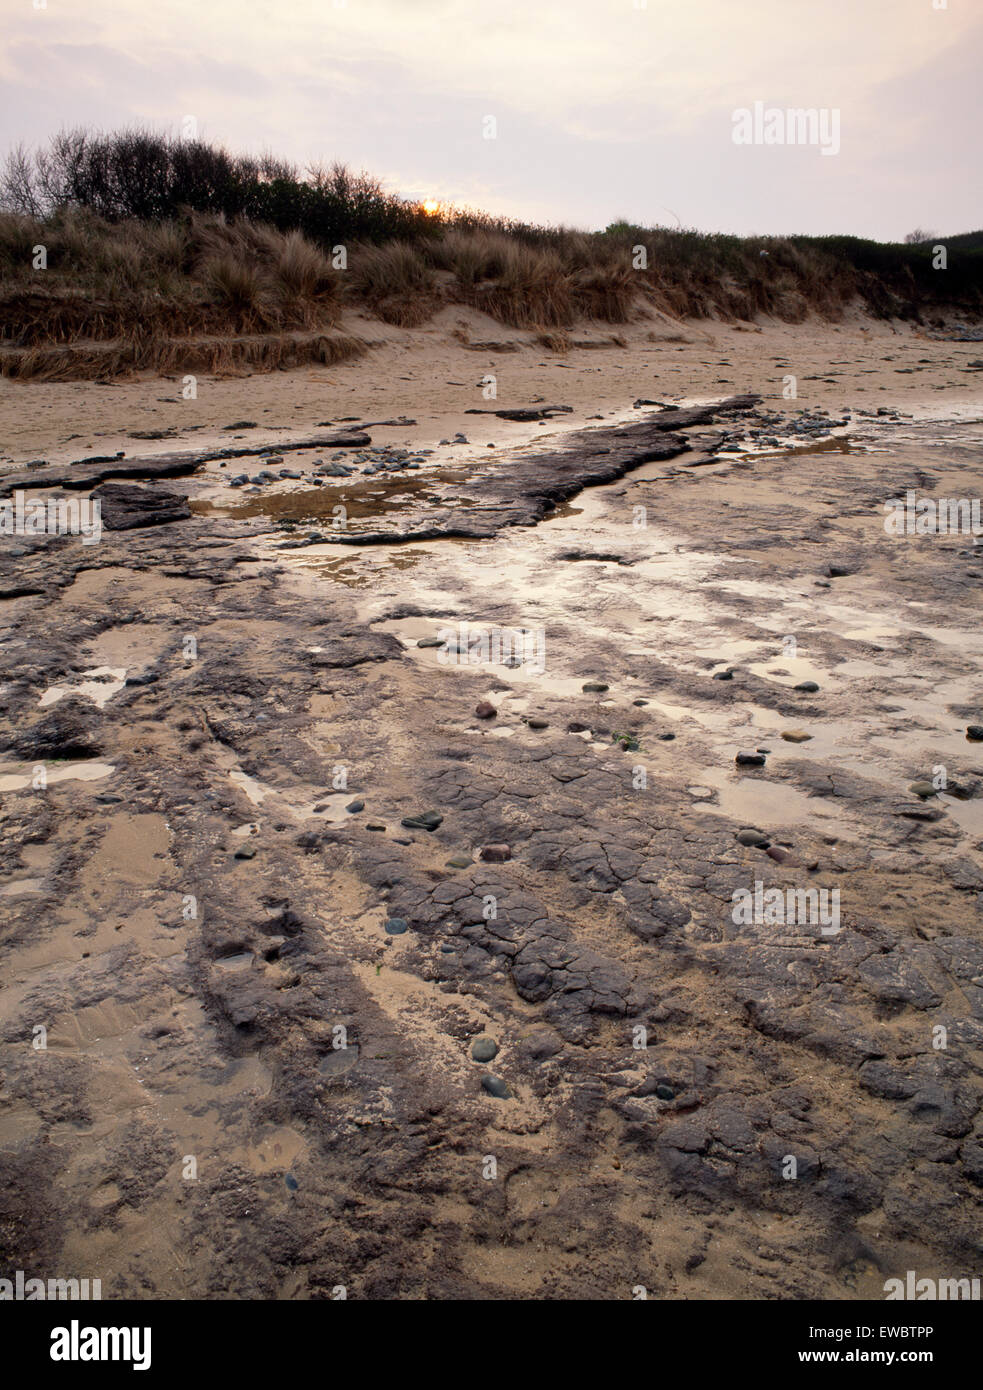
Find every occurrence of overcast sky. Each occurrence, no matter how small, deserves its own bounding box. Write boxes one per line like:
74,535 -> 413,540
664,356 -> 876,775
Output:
1,0 -> 979,239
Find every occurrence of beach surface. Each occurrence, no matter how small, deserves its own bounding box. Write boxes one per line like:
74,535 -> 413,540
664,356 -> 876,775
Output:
1,315 -> 982,1299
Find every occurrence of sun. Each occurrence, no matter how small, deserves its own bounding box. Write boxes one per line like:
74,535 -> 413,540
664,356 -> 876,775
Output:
422,199 -> 441,216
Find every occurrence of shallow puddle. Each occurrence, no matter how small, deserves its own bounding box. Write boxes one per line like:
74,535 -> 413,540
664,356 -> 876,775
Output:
0,760 -> 115,792
39,666 -> 127,708
223,754 -> 355,826
939,793 -> 983,838
736,433 -> 865,463
747,656 -> 836,689
193,466 -> 472,531
697,768 -> 841,829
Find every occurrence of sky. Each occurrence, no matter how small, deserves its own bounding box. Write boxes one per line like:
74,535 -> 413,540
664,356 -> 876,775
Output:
0,0 -> 979,239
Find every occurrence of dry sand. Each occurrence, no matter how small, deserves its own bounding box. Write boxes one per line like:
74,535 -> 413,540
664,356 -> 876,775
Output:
3,309 -> 982,468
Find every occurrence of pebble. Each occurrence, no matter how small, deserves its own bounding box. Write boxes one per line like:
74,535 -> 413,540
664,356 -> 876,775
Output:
446,855 -> 473,868
736,752 -> 766,766
655,1084 -> 675,1101
480,844 -> 512,862
234,846 -> 256,860
480,1074 -> 511,1099
471,1037 -> 499,1062
781,729 -> 812,742
766,846 -> 800,865
367,823 -> 386,831
346,799 -> 365,813
967,726 -> 983,741
401,811 -> 443,831
475,701 -> 497,719
525,717 -> 549,729
909,781 -> 936,800
384,918 -> 408,935
736,828 -> 770,847
794,681 -> 820,692
582,681 -> 609,693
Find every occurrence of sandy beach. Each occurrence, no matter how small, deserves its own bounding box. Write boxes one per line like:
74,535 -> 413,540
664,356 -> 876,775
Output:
3,311 -> 982,469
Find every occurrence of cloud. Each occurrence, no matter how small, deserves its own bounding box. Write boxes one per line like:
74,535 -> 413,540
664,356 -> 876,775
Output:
0,0 -> 978,237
